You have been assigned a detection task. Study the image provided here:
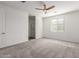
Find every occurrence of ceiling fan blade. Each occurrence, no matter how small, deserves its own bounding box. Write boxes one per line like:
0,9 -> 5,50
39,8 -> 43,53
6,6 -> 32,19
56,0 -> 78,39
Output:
35,8 -> 44,10
46,5 -> 55,10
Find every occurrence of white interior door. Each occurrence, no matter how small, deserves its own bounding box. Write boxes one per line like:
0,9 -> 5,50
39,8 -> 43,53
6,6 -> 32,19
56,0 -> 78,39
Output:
2,8 -> 28,47
0,8 -> 5,48
0,9 -> 2,47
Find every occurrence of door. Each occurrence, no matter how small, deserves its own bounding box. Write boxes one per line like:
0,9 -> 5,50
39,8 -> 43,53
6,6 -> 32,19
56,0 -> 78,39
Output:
2,8 -> 28,47
29,16 -> 35,40
0,9 -> 3,47
0,8 -> 5,48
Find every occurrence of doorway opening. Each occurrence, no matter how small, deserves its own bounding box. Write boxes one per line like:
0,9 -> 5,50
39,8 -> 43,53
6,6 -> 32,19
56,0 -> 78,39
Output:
28,16 -> 36,40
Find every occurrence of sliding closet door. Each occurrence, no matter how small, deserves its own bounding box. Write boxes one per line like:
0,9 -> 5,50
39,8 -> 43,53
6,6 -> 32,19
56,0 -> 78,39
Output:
0,9 -> 3,47
2,8 -> 28,47
0,7 -> 5,48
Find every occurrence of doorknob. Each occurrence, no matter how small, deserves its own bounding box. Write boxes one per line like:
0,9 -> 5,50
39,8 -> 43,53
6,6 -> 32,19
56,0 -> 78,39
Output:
2,32 -> 6,34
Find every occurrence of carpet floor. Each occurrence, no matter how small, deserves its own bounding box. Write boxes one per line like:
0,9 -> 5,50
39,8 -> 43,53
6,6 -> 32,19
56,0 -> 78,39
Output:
0,38 -> 79,58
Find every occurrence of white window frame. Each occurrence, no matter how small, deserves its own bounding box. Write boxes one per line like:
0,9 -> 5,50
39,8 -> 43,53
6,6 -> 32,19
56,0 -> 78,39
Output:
50,16 -> 64,32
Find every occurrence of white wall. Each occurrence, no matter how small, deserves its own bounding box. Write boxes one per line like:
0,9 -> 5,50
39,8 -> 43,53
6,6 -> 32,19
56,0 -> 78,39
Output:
36,15 -> 43,39
43,10 -> 79,43
0,4 -> 43,48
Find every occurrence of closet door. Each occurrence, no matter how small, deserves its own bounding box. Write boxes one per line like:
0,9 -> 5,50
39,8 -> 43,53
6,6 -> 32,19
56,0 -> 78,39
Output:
3,8 -> 28,47
0,9 -> 2,47
0,8 -> 5,48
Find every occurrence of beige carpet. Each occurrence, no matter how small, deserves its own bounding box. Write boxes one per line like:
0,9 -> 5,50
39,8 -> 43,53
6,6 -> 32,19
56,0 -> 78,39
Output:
0,38 -> 79,58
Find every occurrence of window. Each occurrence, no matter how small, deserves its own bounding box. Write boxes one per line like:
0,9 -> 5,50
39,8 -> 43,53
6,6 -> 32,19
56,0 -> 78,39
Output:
51,18 -> 64,32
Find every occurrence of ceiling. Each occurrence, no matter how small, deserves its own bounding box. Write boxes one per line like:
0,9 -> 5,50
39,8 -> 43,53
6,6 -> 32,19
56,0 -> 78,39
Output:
0,1 -> 79,17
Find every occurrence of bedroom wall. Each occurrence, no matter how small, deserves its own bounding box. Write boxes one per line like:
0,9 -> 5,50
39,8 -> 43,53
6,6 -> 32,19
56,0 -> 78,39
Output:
43,10 -> 79,43
0,3 -> 43,48
36,15 -> 43,39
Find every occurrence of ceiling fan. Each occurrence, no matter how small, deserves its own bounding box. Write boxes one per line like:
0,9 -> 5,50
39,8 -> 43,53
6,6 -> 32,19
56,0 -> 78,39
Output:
35,3 -> 55,14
